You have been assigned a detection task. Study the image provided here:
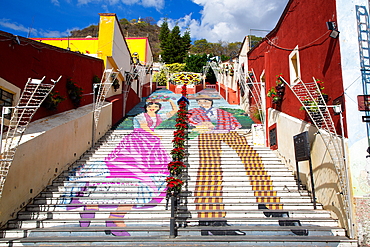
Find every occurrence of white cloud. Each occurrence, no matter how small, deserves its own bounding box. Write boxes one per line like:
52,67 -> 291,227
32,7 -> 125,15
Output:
38,29 -> 72,37
51,0 -> 60,6
160,0 -> 289,42
0,18 -> 76,38
0,19 -> 30,33
76,0 -> 163,11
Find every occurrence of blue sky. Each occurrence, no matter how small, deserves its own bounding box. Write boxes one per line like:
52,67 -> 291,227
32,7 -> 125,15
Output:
0,0 -> 289,43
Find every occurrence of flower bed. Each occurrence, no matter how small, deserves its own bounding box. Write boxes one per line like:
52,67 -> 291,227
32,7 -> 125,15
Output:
169,72 -> 202,86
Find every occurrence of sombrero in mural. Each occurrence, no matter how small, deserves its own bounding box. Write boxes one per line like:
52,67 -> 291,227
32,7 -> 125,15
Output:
188,93 -> 221,100
146,94 -> 176,102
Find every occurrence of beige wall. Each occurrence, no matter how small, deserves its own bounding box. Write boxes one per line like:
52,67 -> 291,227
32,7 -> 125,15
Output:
0,102 -> 112,226
268,108 -> 355,236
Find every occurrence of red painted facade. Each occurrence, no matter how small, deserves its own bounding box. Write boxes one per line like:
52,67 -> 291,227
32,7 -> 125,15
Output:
216,82 -> 240,105
248,0 -> 347,136
0,30 -> 143,126
0,31 -> 104,122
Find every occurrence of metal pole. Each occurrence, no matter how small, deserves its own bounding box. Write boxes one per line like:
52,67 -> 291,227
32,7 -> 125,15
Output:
170,194 -> 177,238
308,156 -> 317,209
92,84 -> 96,148
150,70 -> 153,94
296,161 -> 301,191
340,110 -> 354,238
0,108 -> 5,156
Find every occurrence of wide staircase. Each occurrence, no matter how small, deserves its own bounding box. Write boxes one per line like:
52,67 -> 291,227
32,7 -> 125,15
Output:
0,128 -> 356,246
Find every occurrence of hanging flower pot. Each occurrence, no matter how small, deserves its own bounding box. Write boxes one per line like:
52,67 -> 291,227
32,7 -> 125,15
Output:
66,78 -> 84,108
322,94 -> 329,103
166,176 -> 183,194
42,91 -> 66,111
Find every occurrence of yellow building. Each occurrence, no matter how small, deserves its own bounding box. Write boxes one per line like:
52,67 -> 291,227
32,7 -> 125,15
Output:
32,13 -> 154,98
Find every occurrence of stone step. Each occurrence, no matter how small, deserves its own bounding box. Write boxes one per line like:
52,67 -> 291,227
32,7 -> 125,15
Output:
28,199 -> 322,210
65,168 -> 295,176
0,236 -> 357,247
74,160 -> 286,167
48,182 -> 301,192
23,205 -> 329,217
6,216 -> 338,230
33,194 -> 313,204
15,209 -> 332,220
73,159 -> 286,166
45,186 -> 309,196
0,225 -> 347,239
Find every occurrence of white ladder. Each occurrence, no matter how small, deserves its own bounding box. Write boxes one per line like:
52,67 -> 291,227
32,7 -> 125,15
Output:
122,64 -> 141,116
282,76 -> 353,238
0,75 -> 61,198
93,68 -> 121,128
239,69 -> 266,128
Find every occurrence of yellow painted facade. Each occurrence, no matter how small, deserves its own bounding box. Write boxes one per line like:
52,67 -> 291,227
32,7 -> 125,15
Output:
32,14 -> 151,66
97,14 -> 115,65
32,38 -> 98,55
125,38 -> 148,65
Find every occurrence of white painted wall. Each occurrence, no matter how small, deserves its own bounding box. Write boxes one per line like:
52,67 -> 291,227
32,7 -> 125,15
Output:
0,102 -> 112,226
112,21 -> 131,74
268,108 -> 353,234
336,0 -> 370,197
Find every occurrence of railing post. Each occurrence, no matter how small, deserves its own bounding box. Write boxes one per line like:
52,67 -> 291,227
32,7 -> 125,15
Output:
308,157 -> 317,209
170,192 -> 177,238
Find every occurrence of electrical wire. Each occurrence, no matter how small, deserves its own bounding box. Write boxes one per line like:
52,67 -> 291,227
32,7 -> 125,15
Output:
266,30 -> 331,51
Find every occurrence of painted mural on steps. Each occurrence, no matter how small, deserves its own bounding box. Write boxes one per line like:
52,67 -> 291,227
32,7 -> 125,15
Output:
55,88 -> 279,237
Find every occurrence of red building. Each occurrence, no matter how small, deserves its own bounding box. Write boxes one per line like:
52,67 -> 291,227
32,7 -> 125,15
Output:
247,0 -> 353,237
248,0 -> 346,138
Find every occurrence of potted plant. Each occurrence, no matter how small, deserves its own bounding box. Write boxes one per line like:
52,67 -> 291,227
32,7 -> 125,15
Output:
229,64 -> 234,77
166,176 -> 183,194
42,91 -> 66,111
66,78 -> 84,108
168,161 -> 186,176
316,79 -> 328,103
267,74 -> 285,104
112,78 -> 120,92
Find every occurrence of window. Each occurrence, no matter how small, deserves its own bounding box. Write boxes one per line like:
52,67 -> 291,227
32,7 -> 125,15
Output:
0,88 -> 14,119
289,46 -> 301,85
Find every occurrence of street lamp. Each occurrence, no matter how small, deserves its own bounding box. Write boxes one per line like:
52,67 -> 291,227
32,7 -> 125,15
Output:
327,21 -> 340,39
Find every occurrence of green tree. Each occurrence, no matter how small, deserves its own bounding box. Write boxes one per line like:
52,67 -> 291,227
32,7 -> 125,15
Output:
250,35 -> 263,48
159,19 -> 191,64
184,54 -> 208,73
166,63 -> 186,74
191,39 -> 211,54
181,29 -> 191,58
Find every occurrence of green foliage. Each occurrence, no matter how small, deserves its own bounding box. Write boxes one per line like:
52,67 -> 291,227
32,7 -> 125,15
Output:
166,63 -> 186,74
70,16 -> 162,61
153,71 -> 167,86
184,54 -> 208,73
190,40 -> 242,60
191,39 -> 211,54
159,19 -> 191,64
69,24 -> 98,38
119,18 -> 130,25
250,35 -> 263,48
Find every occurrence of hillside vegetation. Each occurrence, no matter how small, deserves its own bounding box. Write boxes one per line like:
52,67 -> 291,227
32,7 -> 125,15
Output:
69,17 -> 262,62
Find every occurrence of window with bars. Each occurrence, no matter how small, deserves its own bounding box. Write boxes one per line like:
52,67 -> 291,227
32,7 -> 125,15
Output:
0,88 -> 14,119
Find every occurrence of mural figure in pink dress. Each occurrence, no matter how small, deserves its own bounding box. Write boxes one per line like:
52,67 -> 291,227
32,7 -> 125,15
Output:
77,99 -> 177,236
